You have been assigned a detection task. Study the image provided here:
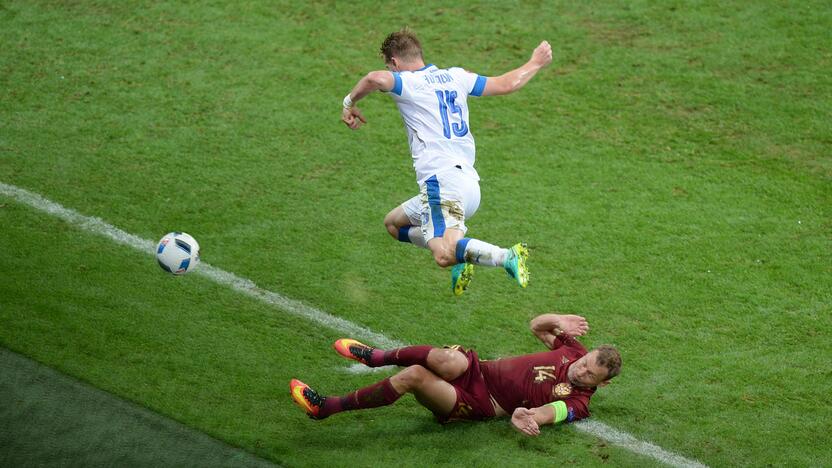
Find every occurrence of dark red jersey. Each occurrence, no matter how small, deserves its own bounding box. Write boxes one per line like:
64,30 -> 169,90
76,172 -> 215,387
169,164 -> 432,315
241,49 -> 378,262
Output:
479,333 -> 595,423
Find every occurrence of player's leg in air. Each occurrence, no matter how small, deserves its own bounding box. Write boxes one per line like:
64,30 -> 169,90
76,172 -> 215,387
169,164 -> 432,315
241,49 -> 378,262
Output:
384,200 -> 475,295
291,339 -> 468,419
383,171 -> 529,294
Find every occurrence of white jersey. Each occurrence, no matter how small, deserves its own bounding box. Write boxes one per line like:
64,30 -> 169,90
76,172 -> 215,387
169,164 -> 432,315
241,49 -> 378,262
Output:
389,64 -> 487,184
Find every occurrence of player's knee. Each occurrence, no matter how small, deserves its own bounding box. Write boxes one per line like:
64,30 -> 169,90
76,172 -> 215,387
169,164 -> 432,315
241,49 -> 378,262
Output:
430,348 -> 456,366
396,365 -> 429,391
430,348 -> 468,379
432,250 -> 456,268
385,221 -> 399,239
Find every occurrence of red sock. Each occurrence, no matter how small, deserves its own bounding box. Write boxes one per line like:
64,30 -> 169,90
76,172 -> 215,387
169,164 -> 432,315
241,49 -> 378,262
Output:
383,346 -> 433,366
320,378 -> 401,418
367,349 -> 386,367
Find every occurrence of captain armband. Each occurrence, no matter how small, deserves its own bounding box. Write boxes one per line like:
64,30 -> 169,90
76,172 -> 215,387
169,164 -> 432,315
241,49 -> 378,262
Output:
546,400 -> 568,424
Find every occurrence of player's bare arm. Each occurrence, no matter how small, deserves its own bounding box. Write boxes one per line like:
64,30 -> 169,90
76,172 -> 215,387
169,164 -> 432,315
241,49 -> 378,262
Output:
511,403 -> 560,437
341,71 -> 395,130
481,40 -> 553,96
530,314 -> 589,349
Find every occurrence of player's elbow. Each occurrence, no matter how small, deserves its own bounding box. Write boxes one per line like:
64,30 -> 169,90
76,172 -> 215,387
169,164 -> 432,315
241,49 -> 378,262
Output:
506,76 -> 527,94
366,71 -> 393,92
505,80 -> 521,94
529,315 -> 542,332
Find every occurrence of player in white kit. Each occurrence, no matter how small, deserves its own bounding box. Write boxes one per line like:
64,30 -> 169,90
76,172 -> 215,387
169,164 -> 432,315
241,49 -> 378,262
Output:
341,29 -> 552,295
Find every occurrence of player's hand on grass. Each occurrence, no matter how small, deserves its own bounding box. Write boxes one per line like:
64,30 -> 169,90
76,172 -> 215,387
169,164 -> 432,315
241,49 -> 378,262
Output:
342,106 -> 367,130
531,40 -> 552,69
558,314 -> 589,337
511,407 -> 541,437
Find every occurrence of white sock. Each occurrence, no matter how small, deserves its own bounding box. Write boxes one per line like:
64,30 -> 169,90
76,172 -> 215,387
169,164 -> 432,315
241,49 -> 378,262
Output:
458,238 -> 507,267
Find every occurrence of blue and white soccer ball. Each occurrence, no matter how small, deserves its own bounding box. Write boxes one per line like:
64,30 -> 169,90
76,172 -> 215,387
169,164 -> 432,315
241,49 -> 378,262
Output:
156,232 -> 200,275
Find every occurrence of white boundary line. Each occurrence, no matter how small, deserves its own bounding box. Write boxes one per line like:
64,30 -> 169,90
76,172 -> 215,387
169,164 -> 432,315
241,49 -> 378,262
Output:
0,181 -> 707,468
574,420 -> 706,468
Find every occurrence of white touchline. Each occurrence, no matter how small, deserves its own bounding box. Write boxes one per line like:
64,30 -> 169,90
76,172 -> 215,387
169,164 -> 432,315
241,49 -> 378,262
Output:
1,181 -> 707,468
574,421 -> 707,468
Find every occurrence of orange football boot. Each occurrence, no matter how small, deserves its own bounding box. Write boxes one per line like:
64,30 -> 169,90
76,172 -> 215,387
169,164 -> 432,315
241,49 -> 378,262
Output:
333,338 -> 376,366
290,379 -> 325,419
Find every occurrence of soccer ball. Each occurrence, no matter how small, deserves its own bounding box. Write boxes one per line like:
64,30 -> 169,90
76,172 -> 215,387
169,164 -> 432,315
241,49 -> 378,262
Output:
156,232 -> 200,275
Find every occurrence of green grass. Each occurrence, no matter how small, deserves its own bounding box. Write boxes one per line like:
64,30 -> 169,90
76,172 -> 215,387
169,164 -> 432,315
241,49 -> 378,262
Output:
1,0 -> 831,466
0,347 -> 274,467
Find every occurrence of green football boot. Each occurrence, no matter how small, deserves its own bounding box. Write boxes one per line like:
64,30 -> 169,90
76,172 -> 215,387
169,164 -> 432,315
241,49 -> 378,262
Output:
503,243 -> 529,288
451,262 -> 474,296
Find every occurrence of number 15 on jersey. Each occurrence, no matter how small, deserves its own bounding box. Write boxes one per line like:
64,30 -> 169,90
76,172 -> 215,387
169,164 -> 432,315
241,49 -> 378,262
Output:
435,90 -> 468,139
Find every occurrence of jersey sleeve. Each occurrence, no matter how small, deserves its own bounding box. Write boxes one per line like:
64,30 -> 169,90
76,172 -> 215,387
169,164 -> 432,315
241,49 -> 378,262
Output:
547,395 -> 590,424
390,71 -> 403,96
562,396 -> 590,423
449,67 -> 487,97
551,333 -> 587,352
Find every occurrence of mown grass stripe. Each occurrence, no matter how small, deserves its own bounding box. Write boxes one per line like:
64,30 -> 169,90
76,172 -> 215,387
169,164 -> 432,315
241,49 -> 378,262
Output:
0,347 -> 277,467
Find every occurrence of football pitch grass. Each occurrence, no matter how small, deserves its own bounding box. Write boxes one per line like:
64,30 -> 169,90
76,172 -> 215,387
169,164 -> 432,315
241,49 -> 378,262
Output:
0,347 -> 275,467
1,1 -> 830,466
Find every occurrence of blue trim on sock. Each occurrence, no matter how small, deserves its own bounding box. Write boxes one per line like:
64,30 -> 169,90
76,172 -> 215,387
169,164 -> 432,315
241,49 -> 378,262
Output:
455,238 -> 472,264
398,226 -> 412,243
426,176 -> 446,238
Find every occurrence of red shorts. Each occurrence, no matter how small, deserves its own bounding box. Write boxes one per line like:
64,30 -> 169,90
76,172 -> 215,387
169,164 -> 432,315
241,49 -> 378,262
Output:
436,347 -> 496,423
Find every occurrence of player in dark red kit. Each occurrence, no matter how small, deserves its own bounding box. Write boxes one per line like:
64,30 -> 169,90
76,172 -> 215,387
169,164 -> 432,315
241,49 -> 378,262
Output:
290,314 -> 621,436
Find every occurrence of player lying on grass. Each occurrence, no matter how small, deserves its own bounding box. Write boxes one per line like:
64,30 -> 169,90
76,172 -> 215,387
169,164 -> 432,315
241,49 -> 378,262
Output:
341,28 -> 553,295
290,314 -> 620,436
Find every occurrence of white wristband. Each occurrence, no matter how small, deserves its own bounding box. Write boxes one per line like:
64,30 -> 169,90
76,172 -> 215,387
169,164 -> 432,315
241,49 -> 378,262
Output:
343,93 -> 354,109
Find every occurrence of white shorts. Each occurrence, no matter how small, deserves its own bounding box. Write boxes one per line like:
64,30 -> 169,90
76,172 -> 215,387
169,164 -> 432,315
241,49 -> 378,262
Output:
401,167 -> 481,242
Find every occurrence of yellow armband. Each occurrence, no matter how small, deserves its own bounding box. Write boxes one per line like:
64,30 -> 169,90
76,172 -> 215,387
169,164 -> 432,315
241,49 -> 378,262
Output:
546,400 -> 568,424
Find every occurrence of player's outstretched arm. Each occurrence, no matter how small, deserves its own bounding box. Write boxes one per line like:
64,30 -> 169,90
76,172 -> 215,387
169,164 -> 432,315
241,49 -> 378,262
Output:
530,314 -> 589,349
510,403 -> 560,437
481,40 -> 552,97
513,399 -> 586,436
341,71 -> 395,130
